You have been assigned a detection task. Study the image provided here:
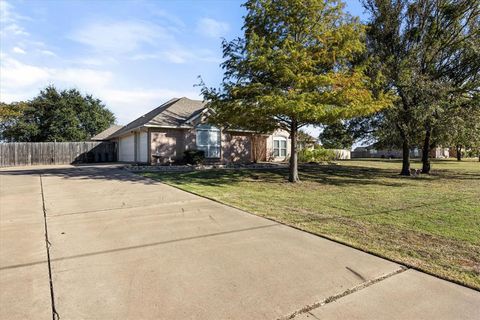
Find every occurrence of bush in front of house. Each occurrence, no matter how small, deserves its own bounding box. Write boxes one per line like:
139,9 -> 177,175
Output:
183,150 -> 205,165
298,147 -> 336,163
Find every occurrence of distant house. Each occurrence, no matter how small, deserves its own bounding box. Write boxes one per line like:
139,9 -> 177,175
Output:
92,97 -> 291,164
351,146 -> 408,159
351,144 -> 450,159
297,131 -> 319,150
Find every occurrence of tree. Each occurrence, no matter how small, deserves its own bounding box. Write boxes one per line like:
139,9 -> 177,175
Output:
201,0 -> 390,182
0,86 -> 115,142
363,0 -> 480,175
0,101 -> 36,141
319,122 -> 354,149
434,97 -> 480,161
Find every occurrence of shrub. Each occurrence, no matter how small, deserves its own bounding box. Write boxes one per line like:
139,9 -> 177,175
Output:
298,147 -> 335,163
183,150 -> 205,165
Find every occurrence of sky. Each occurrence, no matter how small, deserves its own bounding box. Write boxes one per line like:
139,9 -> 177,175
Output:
0,0 -> 367,136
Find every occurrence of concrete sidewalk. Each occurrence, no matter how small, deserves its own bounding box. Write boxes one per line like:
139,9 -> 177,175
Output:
0,165 -> 478,319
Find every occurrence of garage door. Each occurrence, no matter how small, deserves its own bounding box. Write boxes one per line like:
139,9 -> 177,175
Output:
119,134 -> 135,162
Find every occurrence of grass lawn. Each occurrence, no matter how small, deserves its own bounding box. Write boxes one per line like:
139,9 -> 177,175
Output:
141,159 -> 480,289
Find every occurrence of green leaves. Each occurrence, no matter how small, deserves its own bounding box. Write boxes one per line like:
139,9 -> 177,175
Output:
0,86 -> 115,142
203,0 -> 390,131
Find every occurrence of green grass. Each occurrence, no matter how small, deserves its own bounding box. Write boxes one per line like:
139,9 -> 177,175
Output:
141,159 -> 480,289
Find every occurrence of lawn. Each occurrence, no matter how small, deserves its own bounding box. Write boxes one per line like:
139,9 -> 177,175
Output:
141,159 -> 480,289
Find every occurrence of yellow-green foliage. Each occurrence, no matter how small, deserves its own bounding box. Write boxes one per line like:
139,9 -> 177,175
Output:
298,148 -> 336,162
203,0 -> 393,131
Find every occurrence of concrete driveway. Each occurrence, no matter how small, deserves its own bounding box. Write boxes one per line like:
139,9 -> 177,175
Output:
1,165 -> 479,319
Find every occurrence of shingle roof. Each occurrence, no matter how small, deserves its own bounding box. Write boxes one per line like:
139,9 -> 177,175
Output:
109,97 -> 207,138
91,125 -> 124,141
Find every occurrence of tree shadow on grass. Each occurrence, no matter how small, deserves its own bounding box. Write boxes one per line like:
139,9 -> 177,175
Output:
146,164 -> 415,188
1,161 -> 477,188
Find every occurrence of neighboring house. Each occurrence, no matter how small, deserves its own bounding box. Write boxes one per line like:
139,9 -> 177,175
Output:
431,147 -> 450,158
92,97 -> 291,164
351,145 -> 450,159
351,145 -> 420,159
297,131 -> 319,151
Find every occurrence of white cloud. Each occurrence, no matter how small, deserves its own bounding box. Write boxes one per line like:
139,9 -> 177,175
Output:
70,20 -> 170,54
0,54 -> 201,124
97,88 -> 201,124
0,54 -> 112,101
12,46 -> 26,54
197,18 -> 229,38
0,54 -> 50,88
152,9 -> 186,32
38,49 -> 56,56
131,47 -> 221,64
0,1 -> 30,37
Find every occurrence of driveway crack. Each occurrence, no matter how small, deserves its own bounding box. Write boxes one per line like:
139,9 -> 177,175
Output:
40,174 -> 60,320
280,266 -> 407,320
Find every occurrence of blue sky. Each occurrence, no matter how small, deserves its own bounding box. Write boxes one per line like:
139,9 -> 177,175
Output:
1,0 -> 366,134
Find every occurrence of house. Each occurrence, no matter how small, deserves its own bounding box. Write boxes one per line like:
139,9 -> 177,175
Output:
92,97 -> 291,164
351,144 -> 450,159
351,145 -> 420,159
297,131 -> 319,151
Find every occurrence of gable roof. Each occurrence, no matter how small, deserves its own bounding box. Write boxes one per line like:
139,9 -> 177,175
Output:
109,97 -> 207,138
91,124 -> 124,141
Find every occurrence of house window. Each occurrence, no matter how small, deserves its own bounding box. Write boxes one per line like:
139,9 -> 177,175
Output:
196,124 -> 221,158
273,137 -> 287,157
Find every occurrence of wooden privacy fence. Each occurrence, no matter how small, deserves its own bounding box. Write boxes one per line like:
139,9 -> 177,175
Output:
0,142 -> 117,167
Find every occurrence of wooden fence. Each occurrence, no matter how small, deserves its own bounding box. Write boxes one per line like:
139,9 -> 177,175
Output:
0,142 -> 117,167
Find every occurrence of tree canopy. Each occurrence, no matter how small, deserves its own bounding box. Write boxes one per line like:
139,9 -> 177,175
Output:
201,0 -> 391,182
0,86 -> 115,142
319,122 -> 355,149
363,0 -> 480,174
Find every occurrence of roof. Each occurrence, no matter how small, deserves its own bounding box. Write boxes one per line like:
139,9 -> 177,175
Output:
91,125 -> 124,141
109,97 -> 207,138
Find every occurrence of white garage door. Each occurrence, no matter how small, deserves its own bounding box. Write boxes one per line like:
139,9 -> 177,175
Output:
119,134 -> 135,162
138,132 -> 148,163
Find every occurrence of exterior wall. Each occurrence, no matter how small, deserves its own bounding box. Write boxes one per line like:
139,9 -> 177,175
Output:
222,132 -> 253,163
266,129 -> 291,162
150,128 -> 186,164
149,127 -> 255,164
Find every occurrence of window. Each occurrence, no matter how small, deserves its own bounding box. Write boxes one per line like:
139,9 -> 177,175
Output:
273,137 -> 287,157
196,124 -> 221,158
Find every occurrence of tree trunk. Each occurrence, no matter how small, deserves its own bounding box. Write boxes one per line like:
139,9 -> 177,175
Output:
421,123 -> 431,174
456,145 -> 462,161
400,137 -> 411,176
289,121 -> 300,183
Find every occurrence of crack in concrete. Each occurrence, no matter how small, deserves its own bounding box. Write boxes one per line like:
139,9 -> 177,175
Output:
40,174 -> 60,320
279,266 -> 407,320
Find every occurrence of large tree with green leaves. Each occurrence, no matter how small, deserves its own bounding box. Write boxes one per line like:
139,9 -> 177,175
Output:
434,96 -> 480,161
0,86 -> 115,142
319,122 -> 355,149
363,0 -> 480,175
201,0 -> 390,182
